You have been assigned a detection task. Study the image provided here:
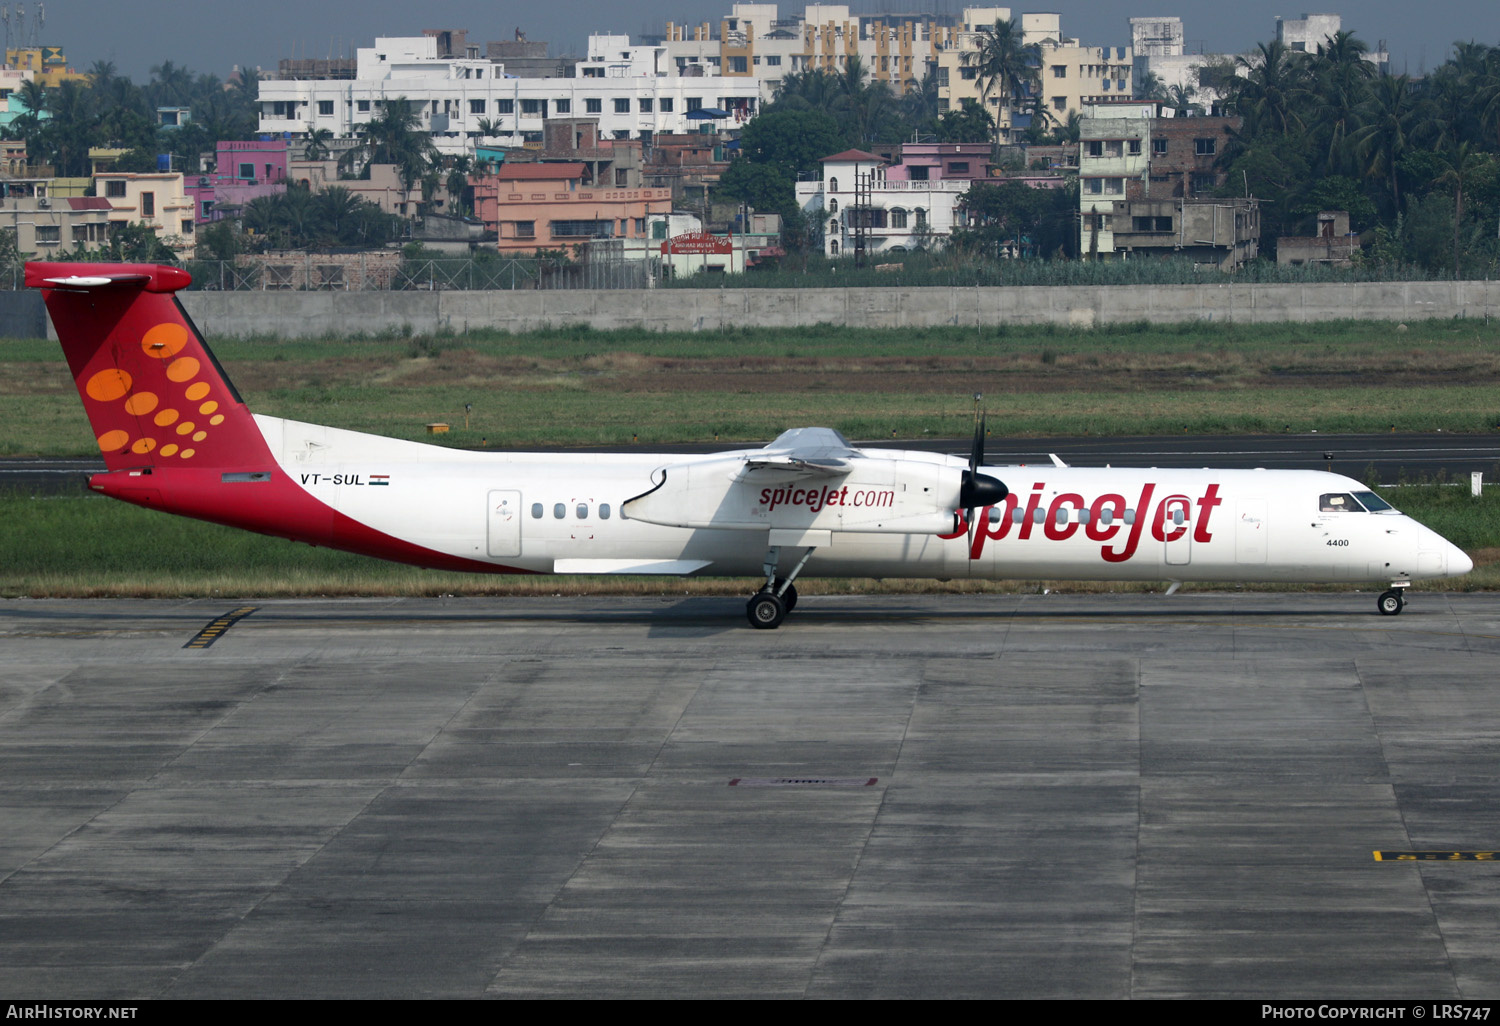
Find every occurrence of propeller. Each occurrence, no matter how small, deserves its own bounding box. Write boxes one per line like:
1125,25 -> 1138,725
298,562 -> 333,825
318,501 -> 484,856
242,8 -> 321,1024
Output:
958,406 -> 1008,540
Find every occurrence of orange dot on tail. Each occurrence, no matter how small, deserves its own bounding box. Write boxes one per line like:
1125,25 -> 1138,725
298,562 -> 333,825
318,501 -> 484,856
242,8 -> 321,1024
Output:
160,443 -> 179,457
186,382 -> 211,401
86,369 -> 131,402
209,414 -> 225,425
198,400 -> 218,414
154,408 -> 179,427
166,357 -> 200,383
131,438 -> 156,454
176,421 -> 195,435
124,392 -> 158,416
142,323 -> 188,359
96,429 -> 129,452
192,431 -> 206,442
180,449 -> 195,459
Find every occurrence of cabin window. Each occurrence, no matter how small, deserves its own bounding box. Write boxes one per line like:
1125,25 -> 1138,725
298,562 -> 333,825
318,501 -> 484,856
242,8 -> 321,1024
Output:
576,503 -> 588,519
554,503 -> 566,519
531,503 -> 543,518
1099,509 -> 1112,524
1171,509 -> 1185,525
1125,509 -> 1136,524
600,503 -> 611,519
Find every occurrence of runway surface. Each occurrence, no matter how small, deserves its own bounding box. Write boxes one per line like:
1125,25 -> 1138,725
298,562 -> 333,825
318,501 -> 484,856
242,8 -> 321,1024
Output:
5,432 -> 1498,494
3,592 -> 1500,999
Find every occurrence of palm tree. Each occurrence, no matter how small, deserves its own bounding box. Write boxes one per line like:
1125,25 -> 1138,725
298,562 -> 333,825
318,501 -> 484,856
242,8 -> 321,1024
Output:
1234,40 -> 1309,136
1165,83 -> 1202,117
960,18 -> 1041,142
1433,141 -> 1489,276
445,155 -> 473,215
303,127 -> 334,161
1351,73 -> 1418,212
1311,30 -> 1374,174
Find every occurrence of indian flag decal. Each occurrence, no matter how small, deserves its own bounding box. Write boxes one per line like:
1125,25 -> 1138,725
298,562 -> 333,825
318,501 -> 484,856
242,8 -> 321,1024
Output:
370,474 -> 390,486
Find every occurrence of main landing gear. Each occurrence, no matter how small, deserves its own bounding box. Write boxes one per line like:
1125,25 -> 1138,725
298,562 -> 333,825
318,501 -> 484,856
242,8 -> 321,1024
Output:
746,546 -> 813,629
1377,587 -> 1407,616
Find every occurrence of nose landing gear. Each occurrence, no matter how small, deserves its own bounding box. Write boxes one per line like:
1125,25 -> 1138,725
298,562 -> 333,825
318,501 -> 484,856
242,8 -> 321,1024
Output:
1377,587 -> 1407,616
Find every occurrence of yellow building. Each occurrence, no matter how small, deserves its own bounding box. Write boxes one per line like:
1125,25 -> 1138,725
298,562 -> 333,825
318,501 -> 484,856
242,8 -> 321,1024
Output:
5,46 -> 90,88
935,8 -> 1132,142
94,172 -> 196,253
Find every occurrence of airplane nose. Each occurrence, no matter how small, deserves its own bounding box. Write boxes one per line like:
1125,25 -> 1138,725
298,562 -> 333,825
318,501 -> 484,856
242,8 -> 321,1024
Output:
1449,543 -> 1474,577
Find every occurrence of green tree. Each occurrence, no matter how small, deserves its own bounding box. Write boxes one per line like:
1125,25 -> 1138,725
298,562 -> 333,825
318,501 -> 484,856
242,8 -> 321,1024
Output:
932,98 -> 995,143
738,108 -> 845,182
960,18 -> 1040,142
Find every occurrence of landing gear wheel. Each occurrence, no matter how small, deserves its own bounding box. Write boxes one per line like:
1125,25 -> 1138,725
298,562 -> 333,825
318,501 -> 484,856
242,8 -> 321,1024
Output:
747,590 -> 787,629
1378,590 -> 1405,616
775,579 -> 798,612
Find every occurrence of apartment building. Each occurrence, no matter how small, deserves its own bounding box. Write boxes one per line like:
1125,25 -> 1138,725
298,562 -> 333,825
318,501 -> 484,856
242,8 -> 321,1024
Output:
934,9 -> 1133,142
94,172 -> 196,253
664,3 -> 957,101
796,148 -> 968,258
1077,104 -> 1258,268
185,139 -> 291,225
0,196 -> 111,255
471,161 -> 672,254
257,35 -> 761,157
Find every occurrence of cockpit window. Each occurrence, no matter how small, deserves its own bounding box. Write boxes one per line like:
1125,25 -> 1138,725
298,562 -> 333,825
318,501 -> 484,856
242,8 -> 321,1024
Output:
1319,493 -> 1364,513
1352,490 -> 1394,513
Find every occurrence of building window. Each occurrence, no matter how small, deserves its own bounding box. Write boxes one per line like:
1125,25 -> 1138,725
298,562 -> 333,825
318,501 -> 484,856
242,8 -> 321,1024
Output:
1052,96 -> 1066,111
1191,172 -> 1216,194
730,56 -> 748,73
914,208 -> 927,228
1132,216 -> 1172,232
908,165 -> 929,180
550,219 -> 614,238
1085,177 -> 1103,194
181,219 -> 194,234
948,162 -> 969,174
1103,178 -> 1123,195
1052,65 -> 1066,78
553,98 -> 570,114
687,97 -> 702,110
639,97 -> 653,113
829,176 -> 839,192
937,68 -> 949,87
1086,140 -> 1102,157
1152,138 -> 1167,155
960,67 -> 977,80
318,100 -> 333,116
35,225 -> 60,243
521,99 -> 544,115
357,99 -> 370,112
889,209 -> 907,228
1129,139 -> 1141,155
513,221 -> 535,238
1195,138 -> 1216,155
613,98 -> 630,113
586,98 -> 602,113
202,200 -> 214,218
497,99 -> 514,114
105,180 -> 126,198
141,192 -> 155,217
615,169 -> 628,186
828,198 -> 838,213
469,99 -> 485,114
767,56 -> 781,67
659,97 -> 673,112
634,218 -> 644,234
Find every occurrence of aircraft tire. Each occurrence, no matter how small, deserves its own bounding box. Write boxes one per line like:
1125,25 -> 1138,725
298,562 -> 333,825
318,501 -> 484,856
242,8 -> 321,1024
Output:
747,591 -> 787,629
1378,590 -> 1405,616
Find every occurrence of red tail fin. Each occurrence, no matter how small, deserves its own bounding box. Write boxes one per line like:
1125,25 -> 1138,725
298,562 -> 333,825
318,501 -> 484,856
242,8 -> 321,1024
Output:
26,262 -> 271,471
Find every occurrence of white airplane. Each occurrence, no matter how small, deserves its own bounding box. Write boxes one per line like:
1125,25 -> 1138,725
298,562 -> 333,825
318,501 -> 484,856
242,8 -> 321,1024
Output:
29,261 -> 1473,628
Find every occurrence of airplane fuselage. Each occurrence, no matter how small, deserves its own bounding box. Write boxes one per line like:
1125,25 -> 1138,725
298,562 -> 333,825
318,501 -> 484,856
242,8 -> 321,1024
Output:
86,413 -> 1464,588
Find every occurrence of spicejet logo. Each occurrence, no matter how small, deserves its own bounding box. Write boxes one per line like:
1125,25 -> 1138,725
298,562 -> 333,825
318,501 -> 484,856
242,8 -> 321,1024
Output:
760,485 -> 895,513
942,481 -> 1223,562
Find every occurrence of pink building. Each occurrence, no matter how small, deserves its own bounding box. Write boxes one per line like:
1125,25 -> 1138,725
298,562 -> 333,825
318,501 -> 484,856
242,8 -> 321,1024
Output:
185,139 -> 291,226
472,162 -> 672,254
884,143 -> 994,183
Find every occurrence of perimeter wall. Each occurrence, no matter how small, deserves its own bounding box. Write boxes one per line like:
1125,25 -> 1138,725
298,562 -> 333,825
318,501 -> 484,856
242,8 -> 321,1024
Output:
20,281 -> 1500,340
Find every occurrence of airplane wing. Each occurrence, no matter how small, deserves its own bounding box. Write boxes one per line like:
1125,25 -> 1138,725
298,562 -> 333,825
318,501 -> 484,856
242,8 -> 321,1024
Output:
743,454 -> 850,475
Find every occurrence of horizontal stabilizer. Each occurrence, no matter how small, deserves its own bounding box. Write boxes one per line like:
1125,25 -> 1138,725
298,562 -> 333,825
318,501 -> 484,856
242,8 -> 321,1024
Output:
39,274 -> 152,290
